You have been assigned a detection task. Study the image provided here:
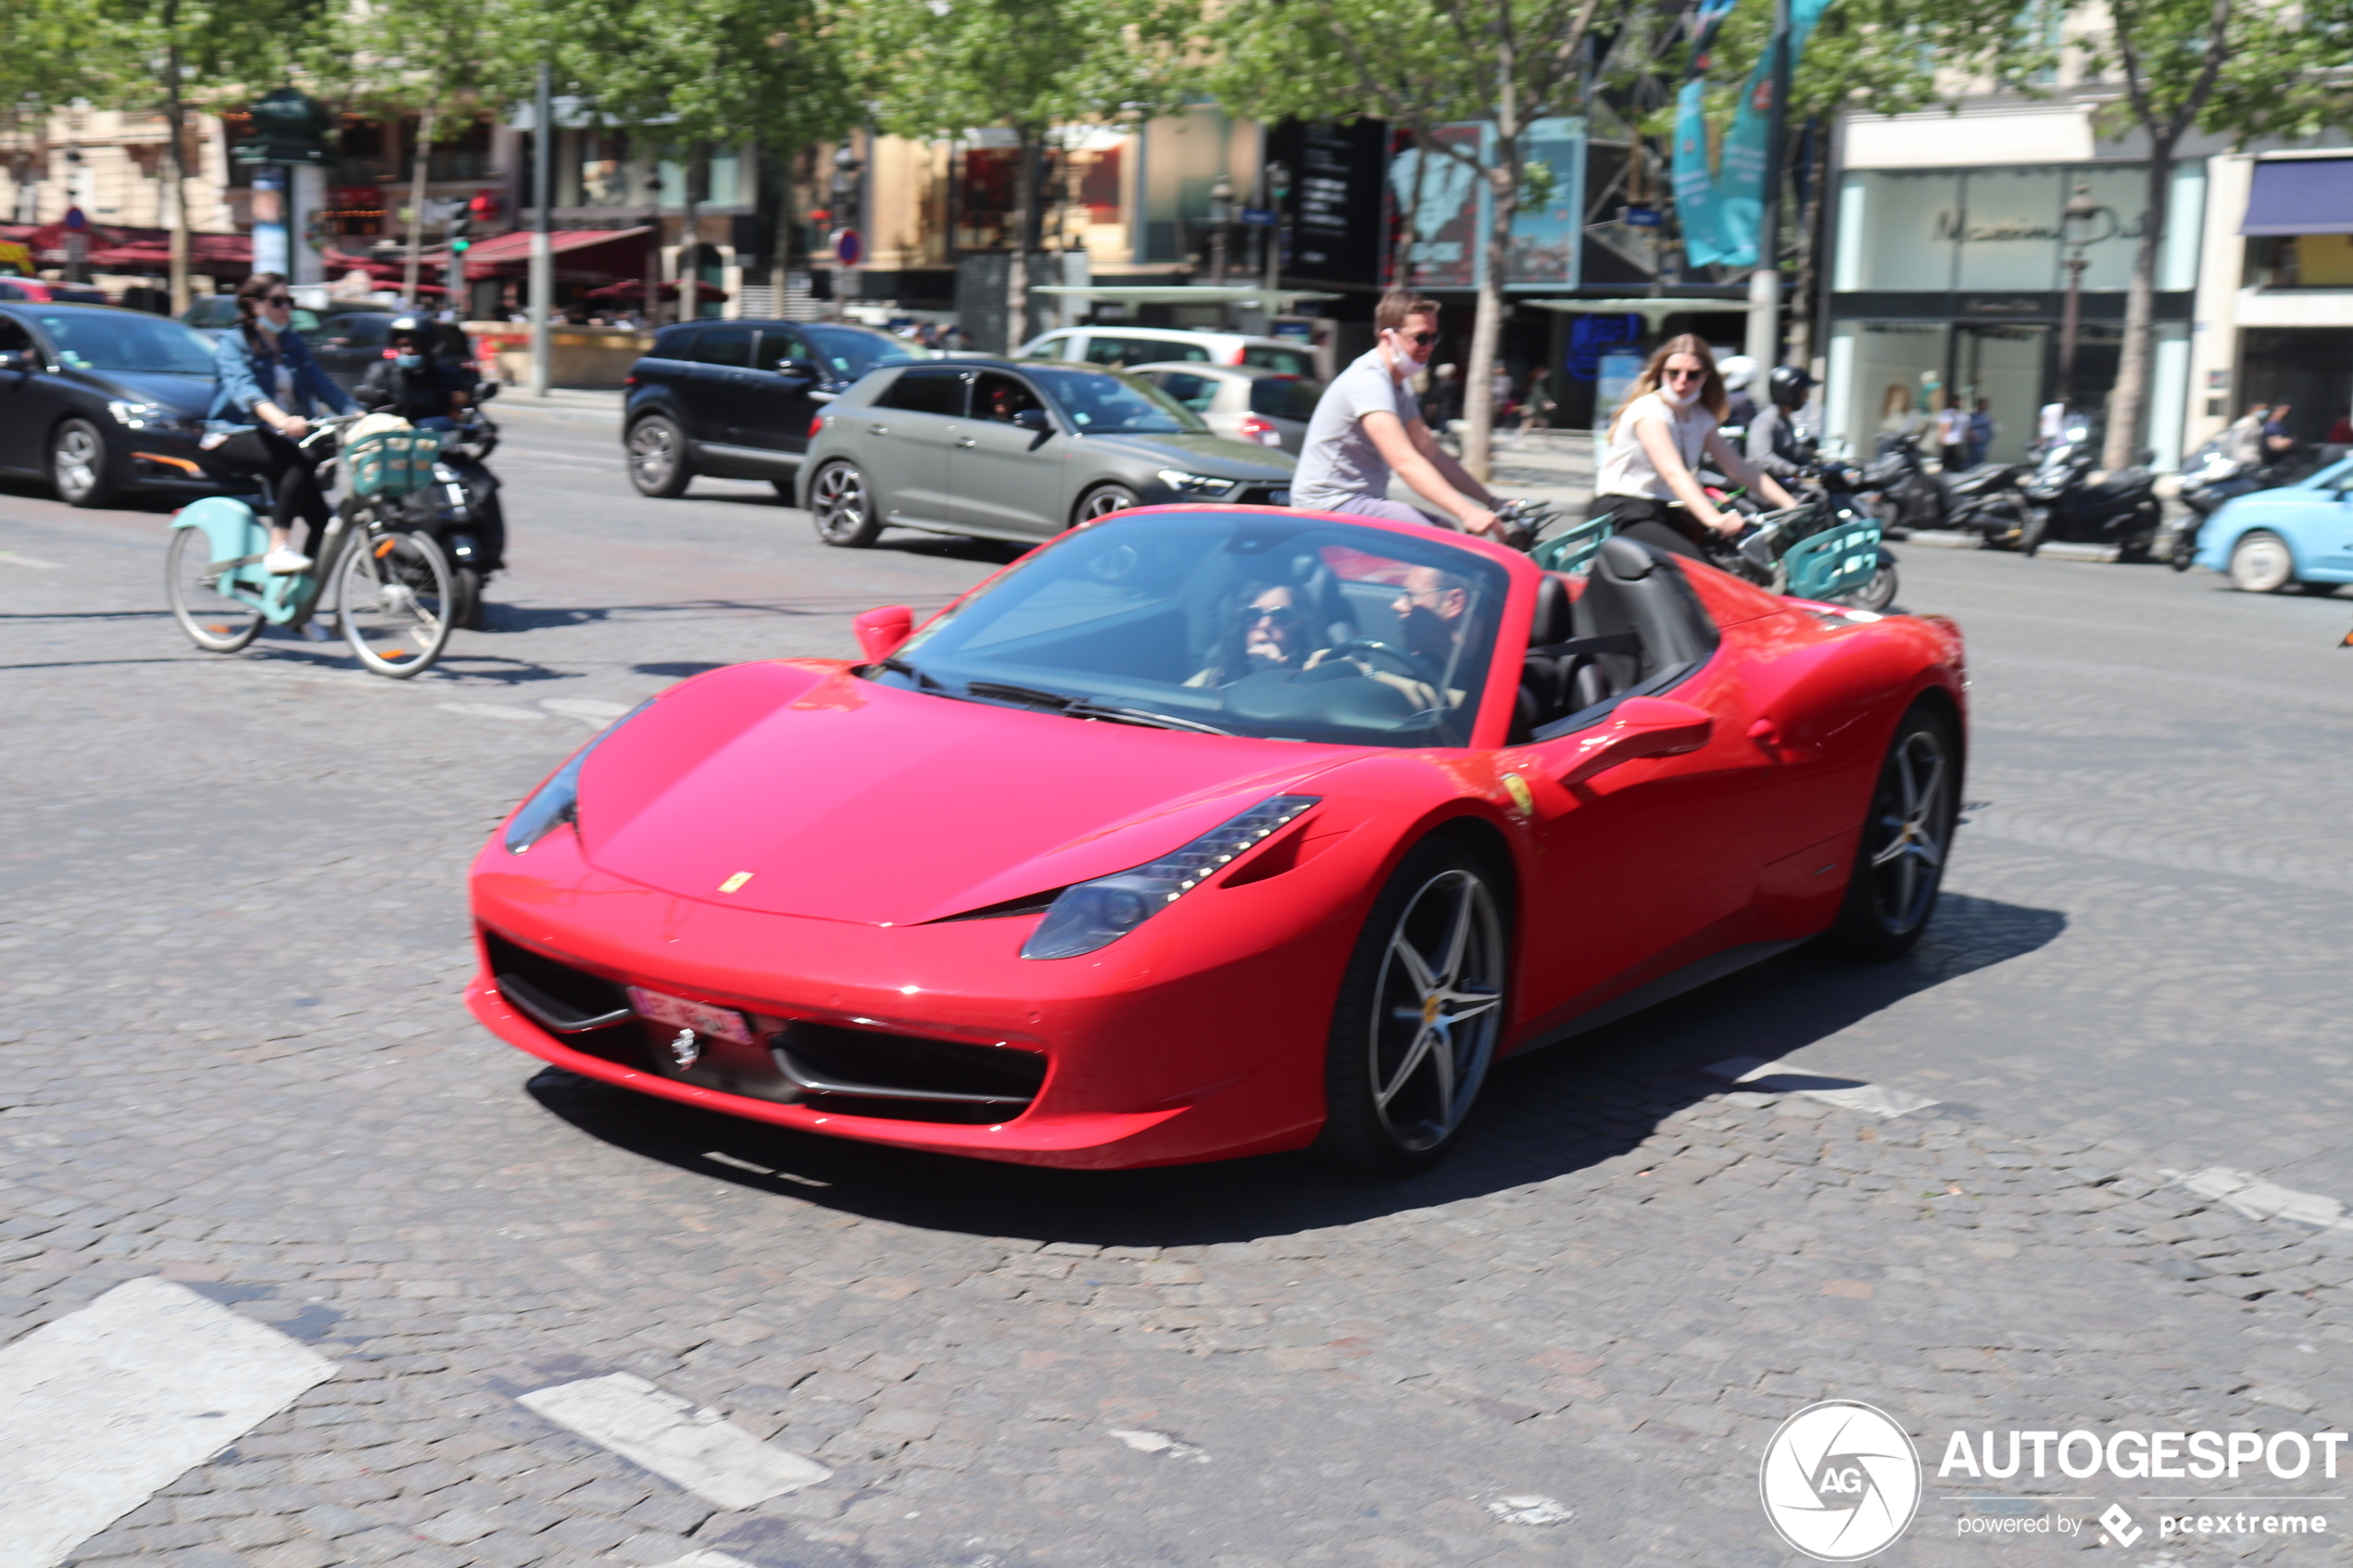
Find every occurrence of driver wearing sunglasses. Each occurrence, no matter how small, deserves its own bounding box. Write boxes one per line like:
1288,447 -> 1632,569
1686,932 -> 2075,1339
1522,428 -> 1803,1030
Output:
1291,291 -> 1501,536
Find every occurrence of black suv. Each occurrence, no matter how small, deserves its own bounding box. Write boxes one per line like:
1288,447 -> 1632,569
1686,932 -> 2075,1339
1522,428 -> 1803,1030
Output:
621,319 -> 925,498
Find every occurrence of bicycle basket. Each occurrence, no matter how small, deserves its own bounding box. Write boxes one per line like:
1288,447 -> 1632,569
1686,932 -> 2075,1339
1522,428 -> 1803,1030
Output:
1531,511 -> 1614,576
1780,514 -> 1883,601
346,429 -> 445,500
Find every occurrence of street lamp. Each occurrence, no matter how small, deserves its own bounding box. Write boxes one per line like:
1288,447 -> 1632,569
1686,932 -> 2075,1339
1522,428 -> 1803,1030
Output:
2057,182 -> 2118,415
645,168 -> 664,329
1206,172 -> 1233,286
1262,159 -> 1290,292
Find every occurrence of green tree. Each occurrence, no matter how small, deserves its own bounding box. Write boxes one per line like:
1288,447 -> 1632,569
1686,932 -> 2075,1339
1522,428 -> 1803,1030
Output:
1209,0 -> 1618,483
862,0 -> 1195,349
2076,0 -> 2353,468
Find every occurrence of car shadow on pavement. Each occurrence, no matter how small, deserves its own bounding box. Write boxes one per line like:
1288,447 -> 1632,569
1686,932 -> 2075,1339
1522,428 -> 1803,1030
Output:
525,891 -> 2066,1248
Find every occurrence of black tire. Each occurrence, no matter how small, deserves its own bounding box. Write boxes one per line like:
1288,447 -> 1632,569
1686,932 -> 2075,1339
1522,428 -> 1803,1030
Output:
1849,550 -> 1899,613
1075,483 -> 1141,527
809,459 -> 882,547
2169,521 -> 2200,571
2296,580 -> 2340,597
2019,508 -> 2049,557
164,524 -> 265,652
451,565 -> 484,630
1315,837 -> 1509,1176
52,418 -> 118,508
1826,704 -> 1959,961
624,415 -> 691,498
337,528 -> 455,677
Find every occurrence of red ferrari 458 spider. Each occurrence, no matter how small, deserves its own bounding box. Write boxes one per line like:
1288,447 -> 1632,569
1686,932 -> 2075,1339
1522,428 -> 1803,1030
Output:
467,508 -> 1965,1173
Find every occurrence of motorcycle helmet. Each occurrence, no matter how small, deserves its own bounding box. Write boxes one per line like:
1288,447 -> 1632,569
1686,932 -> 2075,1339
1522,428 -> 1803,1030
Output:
384,314 -> 434,370
1768,364 -> 1816,409
1718,355 -> 1756,393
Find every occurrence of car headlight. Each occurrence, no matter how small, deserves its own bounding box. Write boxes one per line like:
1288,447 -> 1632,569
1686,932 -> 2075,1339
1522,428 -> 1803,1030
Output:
504,699 -> 656,854
107,399 -> 157,427
1155,468 -> 1240,497
1021,796 -> 1319,960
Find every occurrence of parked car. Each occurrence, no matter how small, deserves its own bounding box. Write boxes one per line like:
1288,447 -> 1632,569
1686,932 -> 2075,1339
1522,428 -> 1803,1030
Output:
1017,325 -> 1318,379
0,277 -> 110,305
180,293 -> 321,341
2190,455 -> 2353,595
0,302 -> 223,507
622,319 -> 925,498
797,358 -> 1295,546
1129,362 -> 1323,454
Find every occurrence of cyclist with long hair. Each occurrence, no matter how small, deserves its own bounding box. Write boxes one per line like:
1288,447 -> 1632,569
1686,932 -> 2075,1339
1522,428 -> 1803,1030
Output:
1586,333 -> 1794,561
206,271 -> 356,573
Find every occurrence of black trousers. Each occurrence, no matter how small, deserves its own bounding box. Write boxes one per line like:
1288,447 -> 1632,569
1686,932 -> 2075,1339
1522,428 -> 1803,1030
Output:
1584,493 -> 1708,562
216,428 -> 332,556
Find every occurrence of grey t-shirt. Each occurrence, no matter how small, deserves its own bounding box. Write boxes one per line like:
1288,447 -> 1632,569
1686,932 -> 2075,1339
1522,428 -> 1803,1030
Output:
1292,349 -> 1418,508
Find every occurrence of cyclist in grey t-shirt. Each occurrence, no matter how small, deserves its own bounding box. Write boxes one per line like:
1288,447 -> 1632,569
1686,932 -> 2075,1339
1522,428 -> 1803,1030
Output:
1291,293 -> 1499,535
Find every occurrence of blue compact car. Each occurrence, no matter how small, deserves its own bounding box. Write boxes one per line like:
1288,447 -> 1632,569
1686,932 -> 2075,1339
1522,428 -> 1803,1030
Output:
2194,458 -> 2353,595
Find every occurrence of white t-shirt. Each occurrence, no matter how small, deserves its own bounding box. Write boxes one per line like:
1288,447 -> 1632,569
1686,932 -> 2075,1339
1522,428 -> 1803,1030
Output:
1594,392 -> 1713,501
1293,348 -> 1421,509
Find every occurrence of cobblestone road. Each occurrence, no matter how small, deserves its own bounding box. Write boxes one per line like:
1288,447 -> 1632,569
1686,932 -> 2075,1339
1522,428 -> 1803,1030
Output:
2,414 -> 2349,1567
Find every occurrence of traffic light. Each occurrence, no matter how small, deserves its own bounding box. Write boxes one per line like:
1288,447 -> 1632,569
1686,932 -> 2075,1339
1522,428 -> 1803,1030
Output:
447,214 -> 472,254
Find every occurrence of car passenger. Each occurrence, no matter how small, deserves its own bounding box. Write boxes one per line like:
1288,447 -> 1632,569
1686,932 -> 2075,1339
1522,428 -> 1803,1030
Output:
1187,582 -> 1305,686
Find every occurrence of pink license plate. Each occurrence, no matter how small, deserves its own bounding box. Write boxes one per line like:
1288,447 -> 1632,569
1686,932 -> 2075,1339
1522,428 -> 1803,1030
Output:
626,986 -> 756,1047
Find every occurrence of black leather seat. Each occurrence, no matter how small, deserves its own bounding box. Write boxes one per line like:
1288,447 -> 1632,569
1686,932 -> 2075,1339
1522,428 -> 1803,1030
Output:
1513,573 -> 1577,737
1560,537 -> 1719,717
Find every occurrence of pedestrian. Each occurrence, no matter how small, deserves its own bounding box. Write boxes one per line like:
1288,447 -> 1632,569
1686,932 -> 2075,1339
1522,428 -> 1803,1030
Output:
1936,394 -> 1969,470
2221,403 -> 2269,463
1967,397 -> 1994,468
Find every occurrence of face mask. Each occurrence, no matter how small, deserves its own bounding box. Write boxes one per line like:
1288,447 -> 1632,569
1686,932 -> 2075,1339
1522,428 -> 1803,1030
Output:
395,353 -> 422,370
1658,379 -> 1701,409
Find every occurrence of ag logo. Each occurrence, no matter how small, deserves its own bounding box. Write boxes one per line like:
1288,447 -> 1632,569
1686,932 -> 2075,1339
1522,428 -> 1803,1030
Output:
1759,1400 -> 1922,1561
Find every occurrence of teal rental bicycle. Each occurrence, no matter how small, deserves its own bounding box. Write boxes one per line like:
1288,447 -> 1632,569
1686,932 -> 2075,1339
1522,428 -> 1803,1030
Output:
165,417 -> 457,678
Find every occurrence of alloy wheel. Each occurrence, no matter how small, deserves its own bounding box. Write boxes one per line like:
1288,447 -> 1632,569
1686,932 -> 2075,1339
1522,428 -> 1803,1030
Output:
1862,727 -> 1951,936
1079,486 -> 1139,523
2229,532 -> 2294,594
1365,868 -> 1504,1153
54,423 -> 103,502
811,462 -> 879,546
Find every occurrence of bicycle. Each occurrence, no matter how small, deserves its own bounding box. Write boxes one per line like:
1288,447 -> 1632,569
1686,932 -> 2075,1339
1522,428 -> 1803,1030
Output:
166,416 -> 458,678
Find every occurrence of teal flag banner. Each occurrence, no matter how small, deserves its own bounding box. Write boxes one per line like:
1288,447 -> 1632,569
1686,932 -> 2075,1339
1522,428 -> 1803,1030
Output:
1673,80 -> 1731,268
1715,0 -> 1831,269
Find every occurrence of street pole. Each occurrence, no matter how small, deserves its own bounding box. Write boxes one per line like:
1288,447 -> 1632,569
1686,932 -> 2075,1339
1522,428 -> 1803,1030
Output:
2056,183 -> 2111,415
1207,174 -> 1232,287
1743,0 -> 1792,370
528,62 -> 553,397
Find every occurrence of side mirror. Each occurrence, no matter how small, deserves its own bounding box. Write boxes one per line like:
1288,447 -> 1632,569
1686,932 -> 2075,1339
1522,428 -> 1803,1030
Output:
853,605 -> 915,663
473,380 -> 499,401
1011,408 -> 1051,433
0,349 -> 30,372
777,358 -> 824,381
1557,696 -> 1714,788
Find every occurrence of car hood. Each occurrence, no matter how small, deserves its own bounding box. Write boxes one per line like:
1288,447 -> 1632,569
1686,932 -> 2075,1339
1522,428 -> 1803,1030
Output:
1077,430 -> 1296,479
72,368 -> 214,416
572,660 -> 1358,926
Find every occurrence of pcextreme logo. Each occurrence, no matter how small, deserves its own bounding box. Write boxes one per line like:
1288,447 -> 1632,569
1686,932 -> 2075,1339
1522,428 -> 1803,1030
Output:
1760,1400 -> 1924,1561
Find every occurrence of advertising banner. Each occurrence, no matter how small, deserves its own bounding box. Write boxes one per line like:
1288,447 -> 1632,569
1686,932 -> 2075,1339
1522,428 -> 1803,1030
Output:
1387,119 -> 1587,290
1674,82 -> 1730,269
1713,0 -> 1831,268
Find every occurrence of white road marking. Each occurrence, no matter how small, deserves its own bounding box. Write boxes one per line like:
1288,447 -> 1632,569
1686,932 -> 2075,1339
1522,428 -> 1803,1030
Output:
648,1554 -> 758,1568
1704,1057 -> 1941,1119
0,550 -> 64,570
2169,1168 -> 2353,1231
1487,1494 -> 1575,1525
517,1372 -> 829,1509
538,697 -> 633,719
437,701 -> 547,722
0,1276 -> 336,1568
1107,1426 -> 1210,1462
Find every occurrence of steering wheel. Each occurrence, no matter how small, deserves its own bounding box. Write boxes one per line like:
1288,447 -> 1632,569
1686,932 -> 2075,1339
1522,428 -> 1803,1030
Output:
1323,638 -> 1445,693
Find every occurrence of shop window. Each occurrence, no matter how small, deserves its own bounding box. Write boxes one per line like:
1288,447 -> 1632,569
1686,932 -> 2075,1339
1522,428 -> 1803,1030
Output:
1953,168 -> 2064,291
1834,171 -> 1960,292
2248,233 -> 2353,288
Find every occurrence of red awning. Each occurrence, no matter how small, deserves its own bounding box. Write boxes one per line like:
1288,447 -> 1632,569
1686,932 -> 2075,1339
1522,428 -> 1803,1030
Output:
83,232 -> 254,274
584,278 -> 727,302
417,226 -> 654,281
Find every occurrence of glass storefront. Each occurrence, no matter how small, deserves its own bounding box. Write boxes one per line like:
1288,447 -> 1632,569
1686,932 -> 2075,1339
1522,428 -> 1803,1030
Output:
1831,164 -> 2201,294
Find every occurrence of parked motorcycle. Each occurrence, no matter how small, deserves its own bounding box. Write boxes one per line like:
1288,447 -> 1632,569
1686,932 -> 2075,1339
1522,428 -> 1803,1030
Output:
388,392 -> 505,629
1856,433 -> 2031,546
2019,430 -> 2163,560
2168,440 -> 2271,571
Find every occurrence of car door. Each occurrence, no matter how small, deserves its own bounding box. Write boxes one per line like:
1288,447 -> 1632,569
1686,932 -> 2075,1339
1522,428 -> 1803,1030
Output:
734,326 -> 822,456
680,323 -> 757,444
946,370 -> 1064,536
863,365 -> 968,524
2306,484 -> 2353,578
1508,577 -> 1780,1033
0,312 -> 42,472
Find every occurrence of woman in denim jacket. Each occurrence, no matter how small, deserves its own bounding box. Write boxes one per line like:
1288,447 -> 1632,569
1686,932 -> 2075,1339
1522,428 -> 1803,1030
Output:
208,272 -> 356,573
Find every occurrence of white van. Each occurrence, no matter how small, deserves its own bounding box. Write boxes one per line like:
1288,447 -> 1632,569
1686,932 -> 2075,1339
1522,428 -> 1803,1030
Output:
1016,325 -> 1317,380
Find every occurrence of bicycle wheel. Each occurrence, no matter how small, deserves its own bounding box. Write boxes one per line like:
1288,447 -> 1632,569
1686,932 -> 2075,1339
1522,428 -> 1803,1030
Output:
165,525 -> 266,652
337,528 -> 454,678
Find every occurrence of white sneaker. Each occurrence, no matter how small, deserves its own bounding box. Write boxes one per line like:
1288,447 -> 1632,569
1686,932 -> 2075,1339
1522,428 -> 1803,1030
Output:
263,546 -> 312,574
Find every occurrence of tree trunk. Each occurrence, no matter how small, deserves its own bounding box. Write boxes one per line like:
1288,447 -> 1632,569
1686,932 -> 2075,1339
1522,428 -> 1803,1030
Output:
162,31 -> 192,317
404,107 -> 435,308
2104,139 -> 2171,471
1785,119 -> 1826,370
1463,155 -> 1517,484
1006,128 -> 1042,352
682,140 -> 705,320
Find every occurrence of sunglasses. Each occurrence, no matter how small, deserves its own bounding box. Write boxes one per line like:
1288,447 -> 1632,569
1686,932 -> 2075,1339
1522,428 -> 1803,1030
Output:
262,295 -> 293,307
1663,367 -> 1705,382
1248,606 -> 1304,629
1393,330 -> 1438,346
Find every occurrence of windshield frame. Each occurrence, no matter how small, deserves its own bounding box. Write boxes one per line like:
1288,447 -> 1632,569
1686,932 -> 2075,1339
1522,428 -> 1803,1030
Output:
1026,365 -> 1211,436
31,309 -> 218,375
800,322 -> 923,383
870,508 -> 1528,751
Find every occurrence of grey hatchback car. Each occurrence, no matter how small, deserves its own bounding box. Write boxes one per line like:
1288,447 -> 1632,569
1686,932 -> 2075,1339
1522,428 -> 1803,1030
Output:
798,358 -> 1295,546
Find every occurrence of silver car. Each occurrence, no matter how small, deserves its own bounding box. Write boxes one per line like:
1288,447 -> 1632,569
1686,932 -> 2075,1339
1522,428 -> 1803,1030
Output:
1129,362 -> 1325,456
797,358 -> 1296,547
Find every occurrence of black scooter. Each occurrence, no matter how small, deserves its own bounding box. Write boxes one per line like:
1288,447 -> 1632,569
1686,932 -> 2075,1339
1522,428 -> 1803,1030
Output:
1858,433 -> 2032,546
386,392 -> 505,629
2168,441 -> 2271,571
2019,429 -> 2162,560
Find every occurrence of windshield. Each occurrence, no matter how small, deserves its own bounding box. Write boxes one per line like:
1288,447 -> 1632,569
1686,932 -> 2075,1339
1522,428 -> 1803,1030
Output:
35,311 -> 216,374
1028,366 -> 1207,434
1249,376 -> 1323,420
802,324 -> 921,382
875,511 -> 1508,748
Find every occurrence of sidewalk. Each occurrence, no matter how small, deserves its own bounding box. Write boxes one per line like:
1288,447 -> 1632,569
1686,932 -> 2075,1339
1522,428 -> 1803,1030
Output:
490,385 -> 625,425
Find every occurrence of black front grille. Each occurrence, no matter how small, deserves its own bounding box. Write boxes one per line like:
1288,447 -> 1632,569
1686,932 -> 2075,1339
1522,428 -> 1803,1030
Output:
484,929 -> 633,1040
774,1022 -> 1046,1110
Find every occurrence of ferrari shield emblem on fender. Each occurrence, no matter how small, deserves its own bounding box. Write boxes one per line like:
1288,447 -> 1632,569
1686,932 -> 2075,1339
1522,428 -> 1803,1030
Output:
668,1029 -> 700,1068
1501,773 -> 1535,815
